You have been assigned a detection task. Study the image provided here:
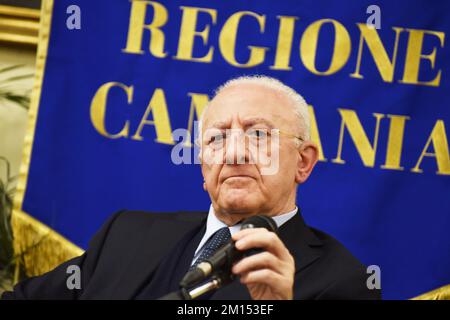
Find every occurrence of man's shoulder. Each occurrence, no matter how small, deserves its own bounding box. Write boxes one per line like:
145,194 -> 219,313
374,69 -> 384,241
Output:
295,225 -> 381,299
114,210 -> 208,224
88,210 -> 208,249
309,226 -> 367,273
107,210 -> 208,229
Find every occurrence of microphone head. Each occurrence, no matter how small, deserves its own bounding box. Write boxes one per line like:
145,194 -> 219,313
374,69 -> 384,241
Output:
240,215 -> 278,233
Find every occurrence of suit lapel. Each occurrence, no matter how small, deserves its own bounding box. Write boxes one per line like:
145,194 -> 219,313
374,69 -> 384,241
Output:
111,213 -> 207,299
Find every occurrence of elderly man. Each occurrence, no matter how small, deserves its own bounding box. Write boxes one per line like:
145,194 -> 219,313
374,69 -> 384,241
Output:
2,76 -> 380,300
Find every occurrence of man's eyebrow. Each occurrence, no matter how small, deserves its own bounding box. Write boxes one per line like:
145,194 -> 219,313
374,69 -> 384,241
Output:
207,121 -> 229,129
242,117 -> 276,129
206,118 -> 276,129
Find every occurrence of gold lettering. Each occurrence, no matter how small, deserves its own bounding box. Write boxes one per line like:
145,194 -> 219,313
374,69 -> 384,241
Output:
131,88 -> 174,144
350,24 -> 403,82
332,109 -> 384,167
219,11 -> 268,68
122,0 -> 168,57
381,114 -> 410,170
400,29 -> 445,86
300,19 -> 351,75
270,16 -> 297,70
174,6 -> 217,63
90,82 -> 132,139
412,120 -> 450,175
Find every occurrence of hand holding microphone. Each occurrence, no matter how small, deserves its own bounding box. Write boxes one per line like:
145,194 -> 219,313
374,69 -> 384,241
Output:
180,215 -> 277,288
231,224 -> 295,300
179,215 -> 295,300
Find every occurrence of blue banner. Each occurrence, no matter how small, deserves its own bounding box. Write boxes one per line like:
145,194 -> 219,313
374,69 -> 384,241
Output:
19,0 -> 450,299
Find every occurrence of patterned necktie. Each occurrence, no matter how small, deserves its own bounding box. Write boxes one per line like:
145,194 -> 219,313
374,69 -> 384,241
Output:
191,226 -> 231,270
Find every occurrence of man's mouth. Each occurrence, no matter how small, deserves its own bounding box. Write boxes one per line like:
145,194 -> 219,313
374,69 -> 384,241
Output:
223,175 -> 255,182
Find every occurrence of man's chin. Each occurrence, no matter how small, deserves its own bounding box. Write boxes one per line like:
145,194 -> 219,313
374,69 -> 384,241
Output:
218,191 -> 262,215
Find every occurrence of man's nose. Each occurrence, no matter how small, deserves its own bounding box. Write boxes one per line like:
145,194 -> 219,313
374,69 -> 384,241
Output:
225,130 -> 249,165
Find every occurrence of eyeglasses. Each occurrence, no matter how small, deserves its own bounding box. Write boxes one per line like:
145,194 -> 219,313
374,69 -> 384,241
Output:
203,128 -> 305,150
278,130 -> 305,144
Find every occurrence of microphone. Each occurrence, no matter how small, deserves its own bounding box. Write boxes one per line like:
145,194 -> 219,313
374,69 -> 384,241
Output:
179,215 -> 278,288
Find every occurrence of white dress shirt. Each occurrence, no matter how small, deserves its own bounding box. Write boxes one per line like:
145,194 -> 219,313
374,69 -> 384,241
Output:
191,205 -> 298,265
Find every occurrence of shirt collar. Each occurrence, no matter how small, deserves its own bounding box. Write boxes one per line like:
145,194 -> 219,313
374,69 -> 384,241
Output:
195,204 -> 298,256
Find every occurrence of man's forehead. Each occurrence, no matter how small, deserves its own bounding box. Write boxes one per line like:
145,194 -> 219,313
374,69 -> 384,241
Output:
208,117 -> 277,129
212,82 -> 287,104
204,83 -> 295,128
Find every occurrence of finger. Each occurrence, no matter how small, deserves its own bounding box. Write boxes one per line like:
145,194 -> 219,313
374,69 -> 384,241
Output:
232,251 -> 282,276
232,227 -> 269,241
240,269 -> 290,292
235,230 -> 291,260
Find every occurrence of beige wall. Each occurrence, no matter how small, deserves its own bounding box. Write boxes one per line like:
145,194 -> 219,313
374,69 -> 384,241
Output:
0,44 -> 36,185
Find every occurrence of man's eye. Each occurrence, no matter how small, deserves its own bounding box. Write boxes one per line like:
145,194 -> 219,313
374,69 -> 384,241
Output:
248,129 -> 268,139
209,133 -> 225,144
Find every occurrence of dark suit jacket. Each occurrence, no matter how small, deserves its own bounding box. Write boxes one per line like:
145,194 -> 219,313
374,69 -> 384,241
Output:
2,210 -> 381,300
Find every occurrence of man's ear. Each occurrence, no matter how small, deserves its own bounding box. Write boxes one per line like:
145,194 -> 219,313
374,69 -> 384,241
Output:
295,141 -> 319,184
203,181 -> 207,191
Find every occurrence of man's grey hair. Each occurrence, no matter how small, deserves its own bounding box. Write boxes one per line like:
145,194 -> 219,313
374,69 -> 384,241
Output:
197,75 -> 311,147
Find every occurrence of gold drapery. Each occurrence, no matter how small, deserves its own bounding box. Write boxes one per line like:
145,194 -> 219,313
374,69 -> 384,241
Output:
12,210 -> 83,277
12,0 -> 83,280
412,284 -> 450,300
